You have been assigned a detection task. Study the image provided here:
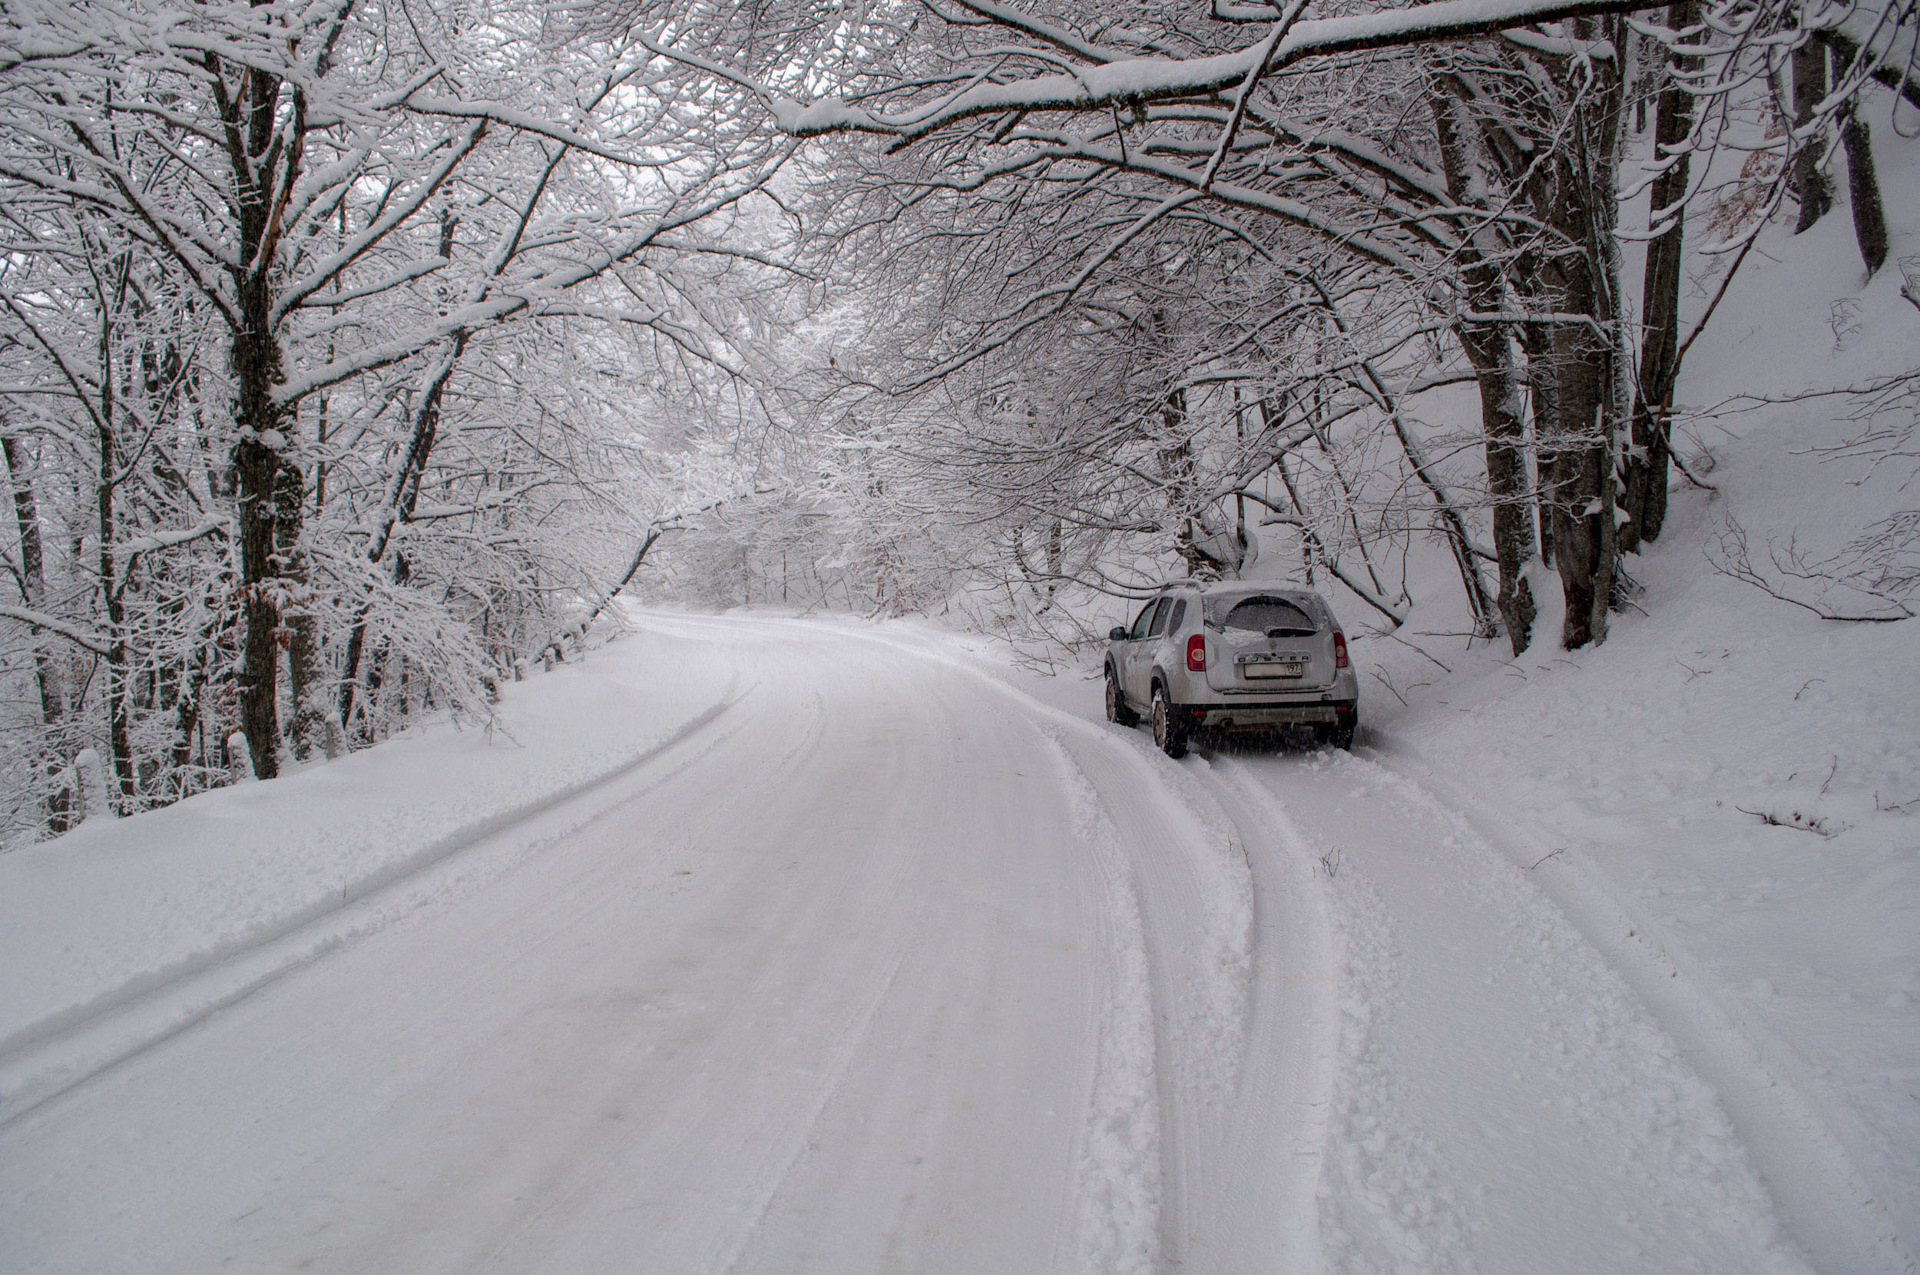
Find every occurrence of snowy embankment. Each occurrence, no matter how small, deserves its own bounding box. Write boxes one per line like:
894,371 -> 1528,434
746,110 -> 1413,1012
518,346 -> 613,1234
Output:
0,630 -> 746,1118
1331,154 -> 1920,1268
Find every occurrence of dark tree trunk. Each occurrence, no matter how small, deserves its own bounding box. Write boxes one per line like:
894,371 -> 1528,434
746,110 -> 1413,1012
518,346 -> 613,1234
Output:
1159,386 -> 1216,578
1840,106 -> 1889,276
93,296 -> 136,802
1537,18 -> 1624,649
1620,0 -> 1697,553
230,269 -> 287,780
217,54 -> 305,782
2,433 -> 70,831
232,424 -> 281,780
1469,338 -> 1538,654
1792,41 -> 1833,233
1434,78 -> 1538,654
339,333 -> 464,729
275,459 -> 324,759
1517,315 -> 1558,571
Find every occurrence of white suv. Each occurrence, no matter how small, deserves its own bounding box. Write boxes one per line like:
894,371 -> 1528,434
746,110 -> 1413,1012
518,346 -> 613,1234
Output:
1104,583 -> 1359,757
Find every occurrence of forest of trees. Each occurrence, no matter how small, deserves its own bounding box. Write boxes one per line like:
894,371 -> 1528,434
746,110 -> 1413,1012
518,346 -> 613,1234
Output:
2,0 -> 1914,842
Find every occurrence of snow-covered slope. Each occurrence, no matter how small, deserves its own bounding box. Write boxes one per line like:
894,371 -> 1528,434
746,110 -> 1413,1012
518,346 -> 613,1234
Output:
1339,114 -> 1920,1268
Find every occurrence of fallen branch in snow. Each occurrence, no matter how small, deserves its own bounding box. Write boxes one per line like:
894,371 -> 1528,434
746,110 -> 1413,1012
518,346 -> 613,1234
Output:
1368,668 -> 1409,707
1366,626 -> 1452,672
1733,805 -> 1841,837
1670,449 -> 1718,491
1707,516 -> 1913,623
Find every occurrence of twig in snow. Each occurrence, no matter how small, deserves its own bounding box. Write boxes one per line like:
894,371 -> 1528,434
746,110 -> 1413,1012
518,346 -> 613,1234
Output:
1794,678 -> 1825,700
1676,658 -> 1707,681
1671,449 -> 1719,492
1734,804 -> 1839,837
1369,668 -> 1408,707
1319,846 -> 1342,879
1709,516 -> 1914,623
1375,627 -> 1451,672
1528,848 -> 1566,869
1821,755 -> 1838,796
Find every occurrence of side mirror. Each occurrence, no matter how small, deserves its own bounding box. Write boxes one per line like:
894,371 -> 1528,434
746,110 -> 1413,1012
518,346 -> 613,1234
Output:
1108,626 -> 1129,642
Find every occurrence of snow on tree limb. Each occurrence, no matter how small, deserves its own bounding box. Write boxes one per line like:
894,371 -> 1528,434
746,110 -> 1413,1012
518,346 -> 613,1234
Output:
672,0 -> 1663,141
115,516 -> 232,562
0,605 -> 115,656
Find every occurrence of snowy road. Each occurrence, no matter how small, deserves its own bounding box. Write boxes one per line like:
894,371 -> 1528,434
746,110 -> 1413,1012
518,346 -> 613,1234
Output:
0,613 -> 1854,1272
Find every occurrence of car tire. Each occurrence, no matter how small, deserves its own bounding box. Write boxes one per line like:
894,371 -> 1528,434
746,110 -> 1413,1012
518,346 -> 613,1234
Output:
1317,720 -> 1356,751
1105,666 -> 1139,726
1150,684 -> 1189,758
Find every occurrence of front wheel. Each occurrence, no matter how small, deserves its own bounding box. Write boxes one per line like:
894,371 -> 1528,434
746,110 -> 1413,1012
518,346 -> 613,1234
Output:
1150,685 -> 1189,758
1105,667 -> 1138,726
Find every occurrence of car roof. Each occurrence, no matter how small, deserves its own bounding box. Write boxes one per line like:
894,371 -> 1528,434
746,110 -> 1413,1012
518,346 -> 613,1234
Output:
1154,580 -> 1323,602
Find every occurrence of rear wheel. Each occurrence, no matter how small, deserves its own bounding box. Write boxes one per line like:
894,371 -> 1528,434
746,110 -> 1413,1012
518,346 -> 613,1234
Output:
1316,719 -> 1356,751
1150,684 -> 1189,758
1105,667 -> 1138,726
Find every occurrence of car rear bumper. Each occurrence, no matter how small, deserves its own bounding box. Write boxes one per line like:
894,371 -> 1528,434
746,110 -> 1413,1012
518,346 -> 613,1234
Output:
1178,698 -> 1356,731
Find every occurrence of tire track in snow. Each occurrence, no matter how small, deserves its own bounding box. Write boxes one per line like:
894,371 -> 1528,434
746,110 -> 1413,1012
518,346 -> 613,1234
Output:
542,614 -> 1319,1269
1249,745 -> 1816,1274
0,676 -> 754,1130
736,612 -> 1267,1268
1041,730 -> 1164,1275
1368,743 -> 1915,1275
709,899 -> 928,1275
1186,755 -> 1344,1275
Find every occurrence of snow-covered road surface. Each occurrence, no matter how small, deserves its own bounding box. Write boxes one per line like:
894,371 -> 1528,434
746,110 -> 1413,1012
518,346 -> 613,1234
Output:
0,613 -> 1863,1272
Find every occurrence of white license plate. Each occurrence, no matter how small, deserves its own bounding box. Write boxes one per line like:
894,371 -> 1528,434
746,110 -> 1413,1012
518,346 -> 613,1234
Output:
1244,661 -> 1305,679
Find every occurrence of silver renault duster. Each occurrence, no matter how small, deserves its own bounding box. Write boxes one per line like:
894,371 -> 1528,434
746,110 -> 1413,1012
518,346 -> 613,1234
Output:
1104,582 -> 1359,757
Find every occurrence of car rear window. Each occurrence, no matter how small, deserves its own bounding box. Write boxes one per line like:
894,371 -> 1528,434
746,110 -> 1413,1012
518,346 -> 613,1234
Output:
1213,595 -> 1317,634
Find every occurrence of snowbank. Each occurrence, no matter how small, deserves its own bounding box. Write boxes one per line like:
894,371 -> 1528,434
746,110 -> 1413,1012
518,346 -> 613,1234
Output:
0,627 -> 743,1099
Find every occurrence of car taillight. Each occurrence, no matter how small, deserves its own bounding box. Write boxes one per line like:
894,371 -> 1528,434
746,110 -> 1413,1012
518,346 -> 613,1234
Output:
1186,633 -> 1206,672
1333,631 -> 1349,669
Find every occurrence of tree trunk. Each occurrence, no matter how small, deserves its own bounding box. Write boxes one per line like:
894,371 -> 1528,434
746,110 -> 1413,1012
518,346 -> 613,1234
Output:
1792,41 -> 1832,233
233,429 -> 280,781
2,433 -> 70,831
1538,19 -> 1624,649
275,459 -> 325,759
1620,0 -> 1697,553
1840,105 -> 1888,276
339,335 -> 464,730
1465,330 -> 1538,654
231,274 -> 288,780
221,56 -> 303,783
1433,78 -> 1539,654
93,309 -> 135,802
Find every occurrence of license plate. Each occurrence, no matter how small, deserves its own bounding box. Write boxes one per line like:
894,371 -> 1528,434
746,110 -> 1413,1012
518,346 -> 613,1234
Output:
1243,659 -> 1305,679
